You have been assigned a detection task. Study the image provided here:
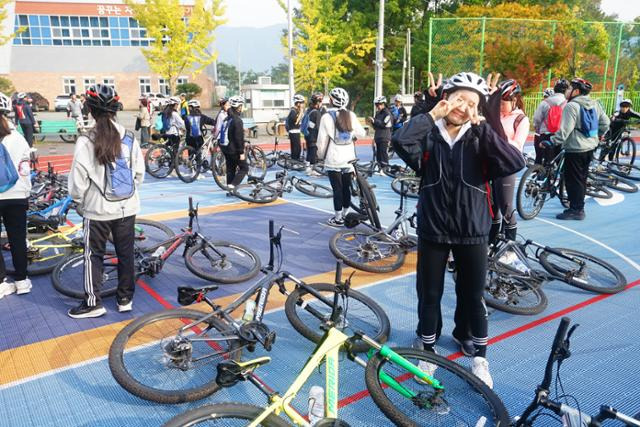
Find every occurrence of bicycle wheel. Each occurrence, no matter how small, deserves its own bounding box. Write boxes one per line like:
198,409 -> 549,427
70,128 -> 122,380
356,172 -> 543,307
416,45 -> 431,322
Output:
109,309 -> 241,404
52,252 -> 118,299
184,240 -> 261,284
382,164 -> 408,179
145,145 -> 174,178
516,164 -> 549,220
162,403 -> 290,427
211,150 -> 230,191
616,137 -> 636,165
484,269 -> 548,315
608,162 -> 640,181
232,183 -> 279,204
265,120 -> 277,136
276,154 -> 306,171
2,233 -> 72,276
391,176 -> 420,199
585,178 -> 613,199
247,145 -> 268,180
593,171 -> 638,193
59,129 -> 77,143
175,145 -> 200,183
538,248 -> 626,294
329,229 -> 405,273
355,173 -> 382,229
294,179 -> 333,198
132,219 -> 175,251
365,348 -> 510,427
285,283 -> 390,353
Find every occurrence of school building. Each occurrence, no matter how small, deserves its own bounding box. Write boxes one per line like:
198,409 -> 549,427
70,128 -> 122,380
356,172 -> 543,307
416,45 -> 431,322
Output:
0,0 -> 216,109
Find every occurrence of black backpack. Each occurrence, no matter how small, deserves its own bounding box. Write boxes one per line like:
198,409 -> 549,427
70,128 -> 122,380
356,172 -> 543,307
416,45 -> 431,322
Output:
391,113 -> 433,173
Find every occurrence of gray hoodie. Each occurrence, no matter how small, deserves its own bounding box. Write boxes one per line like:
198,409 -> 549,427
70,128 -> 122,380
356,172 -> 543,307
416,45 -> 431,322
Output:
68,121 -> 145,220
533,93 -> 566,134
551,95 -> 609,153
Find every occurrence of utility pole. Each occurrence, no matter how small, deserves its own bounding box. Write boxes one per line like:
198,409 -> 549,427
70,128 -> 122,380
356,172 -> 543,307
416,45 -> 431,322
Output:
287,0 -> 295,107
401,44 -> 406,95
237,42 -> 241,96
374,0 -> 385,101
407,28 -> 411,94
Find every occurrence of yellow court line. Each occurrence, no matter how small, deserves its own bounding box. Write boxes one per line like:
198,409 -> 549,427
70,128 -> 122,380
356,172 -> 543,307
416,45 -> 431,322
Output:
0,254 -> 416,387
138,198 -> 288,222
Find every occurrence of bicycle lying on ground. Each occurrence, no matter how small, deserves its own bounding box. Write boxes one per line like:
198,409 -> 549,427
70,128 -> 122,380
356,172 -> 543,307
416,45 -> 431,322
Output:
108,220 -> 390,404
162,279 -> 508,426
211,141 -> 268,191
52,197 -> 261,299
231,168 -> 332,203
483,234 -> 627,315
515,317 -> 640,427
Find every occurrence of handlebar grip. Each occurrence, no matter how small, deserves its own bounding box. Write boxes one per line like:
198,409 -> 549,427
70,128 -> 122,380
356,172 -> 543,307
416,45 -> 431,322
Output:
335,262 -> 343,284
188,197 -> 193,211
552,317 -> 571,354
269,220 -> 274,239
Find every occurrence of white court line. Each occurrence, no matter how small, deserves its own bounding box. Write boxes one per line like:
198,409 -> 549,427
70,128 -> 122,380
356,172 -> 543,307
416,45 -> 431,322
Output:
534,217 -> 640,272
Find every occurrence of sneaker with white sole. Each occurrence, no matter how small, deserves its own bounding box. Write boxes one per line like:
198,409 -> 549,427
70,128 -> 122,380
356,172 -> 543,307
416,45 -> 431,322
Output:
0,279 -> 17,299
327,217 -> 344,228
15,278 -> 32,295
68,302 -> 107,319
117,298 -> 133,313
471,356 -> 494,389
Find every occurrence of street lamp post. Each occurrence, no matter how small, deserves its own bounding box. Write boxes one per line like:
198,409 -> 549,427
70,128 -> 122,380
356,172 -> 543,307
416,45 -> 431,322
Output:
287,0 -> 295,107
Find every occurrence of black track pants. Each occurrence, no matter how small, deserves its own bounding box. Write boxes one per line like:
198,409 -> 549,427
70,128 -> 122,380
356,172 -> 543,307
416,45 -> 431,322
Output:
0,201 -> 28,282
564,151 -> 593,211
327,170 -> 352,211
224,153 -> 249,187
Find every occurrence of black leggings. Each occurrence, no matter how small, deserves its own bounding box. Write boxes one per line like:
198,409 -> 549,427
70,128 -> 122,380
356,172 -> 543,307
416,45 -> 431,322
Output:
416,239 -> 489,357
490,174 -> 517,241
20,123 -> 34,147
306,142 -> 318,165
224,152 -> 249,187
289,133 -> 302,161
374,138 -> 389,166
0,202 -> 28,282
327,170 -> 352,211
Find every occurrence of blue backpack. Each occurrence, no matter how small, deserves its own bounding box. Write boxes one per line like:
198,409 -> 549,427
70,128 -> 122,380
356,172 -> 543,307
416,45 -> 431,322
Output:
187,115 -> 201,137
218,117 -> 232,146
578,105 -> 599,138
103,131 -> 135,201
300,109 -> 312,137
0,139 -> 19,193
329,111 -> 353,145
390,105 -> 402,129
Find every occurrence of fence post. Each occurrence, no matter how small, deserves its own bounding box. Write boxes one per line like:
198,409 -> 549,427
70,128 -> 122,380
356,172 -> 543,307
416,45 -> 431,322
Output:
602,38 -> 611,91
478,17 -> 486,75
427,18 -> 433,75
547,21 -> 557,87
612,22 -> 623,91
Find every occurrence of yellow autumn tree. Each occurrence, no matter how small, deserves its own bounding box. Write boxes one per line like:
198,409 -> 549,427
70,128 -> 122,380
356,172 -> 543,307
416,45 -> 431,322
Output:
124,0 -> 226,93
0,0 -> 25,46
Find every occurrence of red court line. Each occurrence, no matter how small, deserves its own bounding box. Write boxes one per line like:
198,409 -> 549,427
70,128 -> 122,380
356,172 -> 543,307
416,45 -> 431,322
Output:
337,278 -> 640,409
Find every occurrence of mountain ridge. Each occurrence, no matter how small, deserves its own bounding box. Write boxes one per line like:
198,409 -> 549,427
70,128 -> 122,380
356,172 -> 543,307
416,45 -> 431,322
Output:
213,24 -> 286,72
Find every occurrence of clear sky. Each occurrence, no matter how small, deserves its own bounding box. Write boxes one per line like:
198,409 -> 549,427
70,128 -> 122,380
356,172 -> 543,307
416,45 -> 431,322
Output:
223,0 -> 636,28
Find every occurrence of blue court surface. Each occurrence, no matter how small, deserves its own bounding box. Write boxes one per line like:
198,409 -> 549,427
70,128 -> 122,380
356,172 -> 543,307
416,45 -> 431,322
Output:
0,144 -> 639,426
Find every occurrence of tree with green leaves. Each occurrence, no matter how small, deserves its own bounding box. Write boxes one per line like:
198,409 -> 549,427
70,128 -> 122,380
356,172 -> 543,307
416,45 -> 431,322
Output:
124,0 -> 225,93
174,82 -> 202,98
0,77 -> 15,95
0,0 -> 25,46
269,62 -> 289,84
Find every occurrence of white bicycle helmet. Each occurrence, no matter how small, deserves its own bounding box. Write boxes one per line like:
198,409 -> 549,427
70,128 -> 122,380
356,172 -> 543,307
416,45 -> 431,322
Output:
16,92 -> 27,100
228,95 -> 245,108
543,88 -> 554,98
329,87 -> 349,109
187,99 -> 200,108
293,94 -> 305,104
620,99 -> 632,107
374,96 -> 387,105
0,92 -> 11,113
443,72 -> 490,100
393,94 -> 403,103
167,96 -> 181,105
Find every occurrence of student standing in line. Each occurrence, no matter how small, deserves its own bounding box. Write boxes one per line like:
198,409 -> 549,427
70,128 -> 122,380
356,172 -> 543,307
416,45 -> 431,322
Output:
213,98 -> 229,141
13,93 -> 37,147
304,92 -> 325,176
532,79 -> 568,165
0,92 -> 32,298
371,96 -> 393,171
137,96 -> 151,148
67,84 -> 145,318
220,96 -> 249,189
287,94 -> 306,161
184,99 -> 216,152
162,97 -> 185,148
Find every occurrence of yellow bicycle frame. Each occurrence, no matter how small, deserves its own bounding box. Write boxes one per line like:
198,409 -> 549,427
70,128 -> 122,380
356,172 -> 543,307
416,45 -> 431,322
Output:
27,224 -> 82,263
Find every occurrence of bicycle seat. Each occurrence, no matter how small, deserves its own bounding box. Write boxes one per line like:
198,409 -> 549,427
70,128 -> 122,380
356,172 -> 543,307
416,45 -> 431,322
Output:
177,285 -> 219,306
216,357 -> 271,388
27,214 -> 60,229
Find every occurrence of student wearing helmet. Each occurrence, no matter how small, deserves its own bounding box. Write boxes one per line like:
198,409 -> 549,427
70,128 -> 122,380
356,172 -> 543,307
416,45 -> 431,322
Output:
551,78 -> 609,220
370,95 -> 393,170
543,88 -> 554,99
213,97 -> 230,141
12,92 -> 37,147
67,84 -> 145,318
0,92 -> 33,299
184,99 -> 216,152
316,87 -> 366,227
159,96 -> 186,148
137,95 -> 151,147
287,94 -> 306,161
400,71 -> 525,389
532,79 -> 568,165
491,79 -> 530,243
304,92 -> 325,175
609,99 -> 640,142
390,94 -> 408,132
221,96 -> 249,189
410,91 -> 427,118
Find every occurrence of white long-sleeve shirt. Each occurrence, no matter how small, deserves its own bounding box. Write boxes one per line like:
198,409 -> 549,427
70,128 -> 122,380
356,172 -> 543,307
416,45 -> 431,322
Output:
316,109 -> 366,170
0,122 -> 31,201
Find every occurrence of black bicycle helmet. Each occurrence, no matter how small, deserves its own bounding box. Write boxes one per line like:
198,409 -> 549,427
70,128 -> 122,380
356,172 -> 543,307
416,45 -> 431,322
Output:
553,78 -> 570,93
85,84 -> 120,113
310,92 -> 324,104
570,78 -> 592,95
499,79 -> 522,100
218,97 -> 229,107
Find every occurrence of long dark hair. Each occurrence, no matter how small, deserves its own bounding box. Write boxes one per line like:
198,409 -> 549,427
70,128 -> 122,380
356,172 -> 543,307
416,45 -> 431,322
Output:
162,104 -> 174,121
0,115 -> 11,139
513,93 -> 524,113
88,107 -> 121,165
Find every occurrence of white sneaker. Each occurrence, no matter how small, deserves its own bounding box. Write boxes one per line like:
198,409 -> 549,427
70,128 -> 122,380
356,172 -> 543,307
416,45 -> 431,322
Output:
471,357 -> 494,389
15,278 -> 32,295
415,359 -> 438,384
0,279 -> 17,299
117,300 -> 133,313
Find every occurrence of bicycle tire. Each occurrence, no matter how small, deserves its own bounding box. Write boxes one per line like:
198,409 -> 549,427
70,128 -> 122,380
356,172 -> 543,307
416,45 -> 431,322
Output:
109,309 -> 241,404
593,171 -> 638,193
175,145 -> 200,183
365,348 -> 510,427
52,252 -> 118,299
265,120 -> 277,136
3,233 -> 73,276
276,155 -> 306,171
484,269 -> 548,315
59,130 -> 77,143
585,178 -> 613,199
538,248 -> 626,294
247,145 -> 268,180
162,403 -> 290,427
184,240 -> 261,284
391,176 -> 420,199
132,219 -> 176,251
293,179 -> 333,198
211,150 -> 230,191
382,164 -> 408,179
231,182 -> 279,204
608,162 -> 640,181
284,283 -> 390,353
145,145 -> 174,178
616,137 -> 636,165
516,164 -> 549,220
329,229 -> 405,273
355,173 -> 382,230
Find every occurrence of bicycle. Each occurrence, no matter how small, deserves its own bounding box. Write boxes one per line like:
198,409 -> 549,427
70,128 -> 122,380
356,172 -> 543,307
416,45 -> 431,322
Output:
108,220 -> 390,404
330,180 -> 416,273
263,136 -> 308,172
211,141 -> 269,191
174,127 -> 217,183
515,317 -> 640,427
161,288 -> 508,426
145,135 -> 183,179
265,114 -> 287,136
391,172 -> 420,199
516,149 -> 569,220
595,120 -> 637,167
231,168 -> 333,204
483,234 -> 627,316
52,197 -> 261,299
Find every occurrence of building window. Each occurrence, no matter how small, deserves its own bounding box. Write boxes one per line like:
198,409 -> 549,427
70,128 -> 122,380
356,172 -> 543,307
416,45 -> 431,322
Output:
139,77 -> 151,95
103,78 -> 115,91
158,78 -> 170,96
176,76 -> 188,86
83,77 -> 96,92
63,77 -> 76,95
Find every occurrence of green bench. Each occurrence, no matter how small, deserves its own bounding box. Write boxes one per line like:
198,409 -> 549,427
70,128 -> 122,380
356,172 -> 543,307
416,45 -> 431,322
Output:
16,119 -> 79,143
243,117 -> 258,138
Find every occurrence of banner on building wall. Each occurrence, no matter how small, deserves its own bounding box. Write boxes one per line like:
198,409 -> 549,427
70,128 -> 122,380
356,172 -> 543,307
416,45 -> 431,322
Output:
15,2 -> 192,17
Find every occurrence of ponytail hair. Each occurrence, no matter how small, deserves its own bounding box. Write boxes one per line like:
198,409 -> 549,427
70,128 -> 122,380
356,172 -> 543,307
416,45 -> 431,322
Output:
335,109 -> 352,132
0,115 -> 12,139
88,107 -> 121,165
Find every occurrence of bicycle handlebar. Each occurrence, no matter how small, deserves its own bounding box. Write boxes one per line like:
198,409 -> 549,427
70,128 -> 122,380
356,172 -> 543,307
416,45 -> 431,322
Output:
541,317 -> 571,390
